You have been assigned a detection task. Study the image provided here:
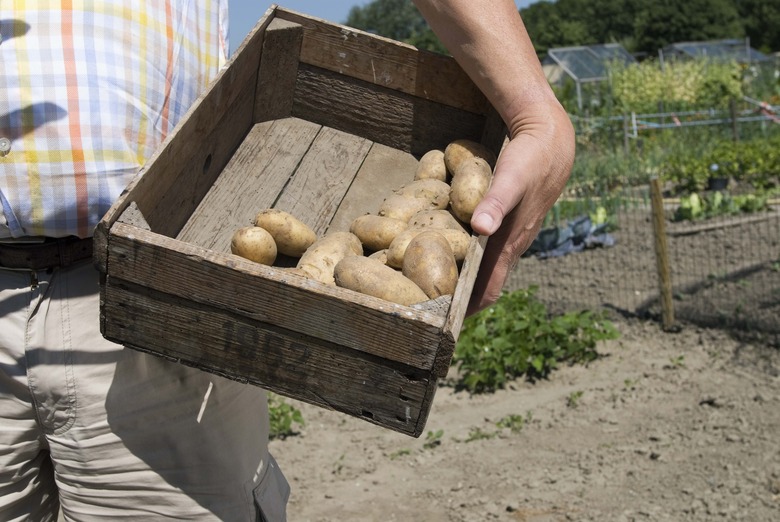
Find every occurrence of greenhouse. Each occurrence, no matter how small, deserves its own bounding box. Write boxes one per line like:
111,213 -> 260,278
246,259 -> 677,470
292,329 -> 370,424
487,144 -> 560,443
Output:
542,43 -> 636,110
660,38 -> 771,64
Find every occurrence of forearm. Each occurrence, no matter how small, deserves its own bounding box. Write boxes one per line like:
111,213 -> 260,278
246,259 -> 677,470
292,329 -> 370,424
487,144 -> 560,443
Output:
412,0 -> 557,137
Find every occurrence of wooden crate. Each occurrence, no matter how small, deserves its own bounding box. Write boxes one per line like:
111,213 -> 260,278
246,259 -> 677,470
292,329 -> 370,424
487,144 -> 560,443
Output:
94,5 -> 506,437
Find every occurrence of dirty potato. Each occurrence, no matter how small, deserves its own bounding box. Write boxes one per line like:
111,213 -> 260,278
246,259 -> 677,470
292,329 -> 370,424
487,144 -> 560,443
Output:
402,230 -> 459,299
386,226 -> 471,269
296,231 -> 363,285
394,179 -> 450,210
349,214 -> 409,252
449,157 -> 493,223
253,208 -> 317,257
408,209 -> 467,232
443,138 -> 497,176
334,256 -> 428,306
378,194 -> 430,223
414,149 -> 447,182
230,226 -> 277,265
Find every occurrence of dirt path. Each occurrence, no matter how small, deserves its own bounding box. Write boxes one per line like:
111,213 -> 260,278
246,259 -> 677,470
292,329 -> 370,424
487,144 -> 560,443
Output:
270,318 -> 780,521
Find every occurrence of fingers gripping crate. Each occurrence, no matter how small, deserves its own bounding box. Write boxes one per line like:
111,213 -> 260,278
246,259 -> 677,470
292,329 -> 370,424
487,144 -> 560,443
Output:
94,5 -> 506,437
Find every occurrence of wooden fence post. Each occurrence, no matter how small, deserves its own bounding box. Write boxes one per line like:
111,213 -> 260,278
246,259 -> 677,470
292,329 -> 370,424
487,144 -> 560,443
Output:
650,178 -> 676,330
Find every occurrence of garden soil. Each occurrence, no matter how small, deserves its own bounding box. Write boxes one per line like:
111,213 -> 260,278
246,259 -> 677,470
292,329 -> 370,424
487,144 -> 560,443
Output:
272,317 -> 780,521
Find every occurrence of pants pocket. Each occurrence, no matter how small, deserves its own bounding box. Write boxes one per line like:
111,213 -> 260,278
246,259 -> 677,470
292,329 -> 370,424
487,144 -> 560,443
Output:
253,454 -> 290,522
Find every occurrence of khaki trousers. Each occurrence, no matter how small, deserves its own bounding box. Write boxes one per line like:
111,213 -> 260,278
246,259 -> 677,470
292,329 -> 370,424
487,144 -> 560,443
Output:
0,261 -> 289,521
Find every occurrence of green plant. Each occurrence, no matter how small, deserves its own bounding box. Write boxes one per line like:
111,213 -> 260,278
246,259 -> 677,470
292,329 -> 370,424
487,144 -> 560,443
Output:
566,390 -> 584,408
268,393 -> 305,440
423,429 -> 444,449
388,448 -> 412,460
673,189 -> 770,221
452,287 -> 619,394
464,426 -> 498,442
609,59 -> 743,114
496,413 -> 528,433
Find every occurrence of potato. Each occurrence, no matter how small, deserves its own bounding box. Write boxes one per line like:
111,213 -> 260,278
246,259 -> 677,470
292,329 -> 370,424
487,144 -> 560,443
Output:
402,231 -> 459,299
449,157 -> 492,223
378,194 -> 430,222
334,256 -> 428,306
253,209 -> 317,257
394,179 -> 450,210
414,149 -> 447,182
296,231 -> 363,285
349,214 -> 408,252
368,249 -> 389,265
444,138 -> 497,176
230,226 -> 277,265
386,226 -> 471,269
408,209 -> 467,232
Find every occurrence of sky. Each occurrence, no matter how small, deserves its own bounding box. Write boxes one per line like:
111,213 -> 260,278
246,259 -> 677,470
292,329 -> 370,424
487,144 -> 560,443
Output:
228,1 -> 536,55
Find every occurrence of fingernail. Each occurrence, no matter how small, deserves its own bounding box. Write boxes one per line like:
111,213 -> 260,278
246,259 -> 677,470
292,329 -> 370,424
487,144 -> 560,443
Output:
472,212 -> 496,234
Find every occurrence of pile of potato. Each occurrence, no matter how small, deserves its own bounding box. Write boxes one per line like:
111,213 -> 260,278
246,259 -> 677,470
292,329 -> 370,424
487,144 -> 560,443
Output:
230,138 -> 496,306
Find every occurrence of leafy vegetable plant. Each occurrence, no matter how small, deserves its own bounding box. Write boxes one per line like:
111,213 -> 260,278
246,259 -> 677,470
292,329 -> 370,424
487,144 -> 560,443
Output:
268,393 -> 305,440
452,287 -> 619,394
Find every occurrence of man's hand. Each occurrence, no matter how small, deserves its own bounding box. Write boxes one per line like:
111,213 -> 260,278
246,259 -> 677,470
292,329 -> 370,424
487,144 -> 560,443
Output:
468,101 -> 574,315
412,0 -> 576,315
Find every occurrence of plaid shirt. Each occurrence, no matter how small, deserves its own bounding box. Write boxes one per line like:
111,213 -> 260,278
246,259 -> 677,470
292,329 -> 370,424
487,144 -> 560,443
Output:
0,1 -> 229,239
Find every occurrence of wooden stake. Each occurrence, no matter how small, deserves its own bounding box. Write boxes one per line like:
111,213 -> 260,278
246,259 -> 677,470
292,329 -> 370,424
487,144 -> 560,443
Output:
650,178 -> 675,330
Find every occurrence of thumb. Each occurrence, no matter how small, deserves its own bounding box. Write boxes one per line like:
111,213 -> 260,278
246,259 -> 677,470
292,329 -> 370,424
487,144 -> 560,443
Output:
469,140 -> 532,236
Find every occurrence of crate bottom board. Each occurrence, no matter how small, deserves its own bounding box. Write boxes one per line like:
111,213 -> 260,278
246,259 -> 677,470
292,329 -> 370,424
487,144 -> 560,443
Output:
101,279 -> 439,437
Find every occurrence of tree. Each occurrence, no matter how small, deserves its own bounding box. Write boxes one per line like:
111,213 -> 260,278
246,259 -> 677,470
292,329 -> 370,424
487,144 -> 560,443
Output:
345,0 -> 447,54
633,0 -> 743,54
520,0 -> 755,57
736,0 -> 780,53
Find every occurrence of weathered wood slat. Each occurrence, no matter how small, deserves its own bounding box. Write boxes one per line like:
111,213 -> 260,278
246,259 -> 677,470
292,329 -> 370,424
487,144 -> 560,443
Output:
275,8 -> 489,115
273,126 -> 373,236
437,235 -> 489,377
177,118 -> 321,251
107,223 -> 446,370
327,142 -> 420,233
254,18 -> 303,122
292,64 -> 487,156
102,282 -> 432,436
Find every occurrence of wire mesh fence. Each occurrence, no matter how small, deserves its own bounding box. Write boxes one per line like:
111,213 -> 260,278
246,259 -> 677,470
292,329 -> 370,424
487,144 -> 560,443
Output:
505,112 -> 780,343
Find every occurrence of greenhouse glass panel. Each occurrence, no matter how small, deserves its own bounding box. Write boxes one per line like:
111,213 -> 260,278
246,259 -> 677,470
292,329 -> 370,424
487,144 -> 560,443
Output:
547,44 -> 636,82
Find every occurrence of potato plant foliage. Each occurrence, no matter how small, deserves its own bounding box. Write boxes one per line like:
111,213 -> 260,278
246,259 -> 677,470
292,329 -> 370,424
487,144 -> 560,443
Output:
452,287 -> 619,394
268,393 -> 305,440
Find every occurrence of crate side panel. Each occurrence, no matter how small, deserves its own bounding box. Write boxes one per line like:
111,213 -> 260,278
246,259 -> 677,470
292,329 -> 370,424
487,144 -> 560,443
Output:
254,18 -> 303,122
273,126 -> 372,237
144,77 -> 258,239
328,142 -> 420,234
106,224 -> 444,370
292,64 -> 487,156
433,235 -> 488,377
102,282 -> 432,436
176,118 -> 321,251
275,9 -> 489,115
96,13 -> 270,248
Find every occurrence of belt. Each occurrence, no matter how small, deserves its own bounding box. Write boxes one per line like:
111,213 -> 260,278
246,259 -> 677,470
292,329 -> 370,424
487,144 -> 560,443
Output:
0,237 -> 93,270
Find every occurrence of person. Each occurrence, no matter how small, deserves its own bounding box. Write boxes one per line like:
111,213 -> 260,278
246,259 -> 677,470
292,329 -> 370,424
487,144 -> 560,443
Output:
0,1 -> 573,520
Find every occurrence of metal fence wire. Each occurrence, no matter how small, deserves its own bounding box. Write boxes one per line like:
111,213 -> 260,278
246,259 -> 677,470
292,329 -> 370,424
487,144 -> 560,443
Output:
506,164 -> 780,344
